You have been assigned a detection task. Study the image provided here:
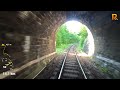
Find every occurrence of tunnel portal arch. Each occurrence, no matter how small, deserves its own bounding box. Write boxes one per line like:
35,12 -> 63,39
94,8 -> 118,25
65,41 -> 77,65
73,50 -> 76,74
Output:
55,20 -> 95,56
0,11 -> 120,79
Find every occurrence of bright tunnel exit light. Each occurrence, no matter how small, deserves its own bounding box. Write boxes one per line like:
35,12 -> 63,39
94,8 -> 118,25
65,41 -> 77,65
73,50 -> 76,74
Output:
85,25 -> 95,56
65,20 -> 83,34
65,20 -> 95,56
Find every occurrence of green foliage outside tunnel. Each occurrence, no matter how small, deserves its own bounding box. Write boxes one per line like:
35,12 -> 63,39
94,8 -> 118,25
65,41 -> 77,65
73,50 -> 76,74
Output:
77,26 -> 88,52
56,24 -> 88,54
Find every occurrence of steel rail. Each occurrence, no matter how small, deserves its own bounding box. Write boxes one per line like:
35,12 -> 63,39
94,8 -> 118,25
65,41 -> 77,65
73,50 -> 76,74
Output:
75,51 -> 87,79
58,46 -> 73,79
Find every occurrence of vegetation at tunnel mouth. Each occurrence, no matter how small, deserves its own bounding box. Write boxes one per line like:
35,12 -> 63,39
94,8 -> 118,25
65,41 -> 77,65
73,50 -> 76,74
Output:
56,23 -> 88,54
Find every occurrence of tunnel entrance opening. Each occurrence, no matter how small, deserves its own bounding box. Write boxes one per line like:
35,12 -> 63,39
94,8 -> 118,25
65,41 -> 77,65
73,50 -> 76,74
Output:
55,20 -> 95,57
0,11 -> 120,79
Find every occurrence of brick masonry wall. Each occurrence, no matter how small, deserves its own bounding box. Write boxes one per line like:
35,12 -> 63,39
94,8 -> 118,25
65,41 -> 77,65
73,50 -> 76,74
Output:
0,11 -> 120,78
0,11 -> 66,78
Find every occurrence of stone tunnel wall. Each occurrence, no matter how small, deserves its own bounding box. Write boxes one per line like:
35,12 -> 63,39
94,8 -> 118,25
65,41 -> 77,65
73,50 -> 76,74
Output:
0,11 -> 66,79
90,11 -> 120,62
0,11 -> 120,79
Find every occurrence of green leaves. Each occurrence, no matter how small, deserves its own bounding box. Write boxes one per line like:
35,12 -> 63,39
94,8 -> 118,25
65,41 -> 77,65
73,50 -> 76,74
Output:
78,26 -> 88,37
56,23 -> 88,52
56,24 -> 80,48
77,26 -> 88,50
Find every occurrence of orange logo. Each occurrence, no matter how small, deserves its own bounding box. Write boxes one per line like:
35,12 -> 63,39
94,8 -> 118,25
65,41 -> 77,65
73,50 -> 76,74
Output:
112,14 -> 118,20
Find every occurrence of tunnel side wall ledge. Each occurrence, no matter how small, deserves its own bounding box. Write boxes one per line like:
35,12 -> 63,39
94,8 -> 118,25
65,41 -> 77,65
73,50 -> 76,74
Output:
0,52 -> 56,79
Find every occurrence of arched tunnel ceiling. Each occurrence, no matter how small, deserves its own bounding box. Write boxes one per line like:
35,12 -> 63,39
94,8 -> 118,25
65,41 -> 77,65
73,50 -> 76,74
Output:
31,11 -> 120,62
0,11 -> 120,38
31,11 -> 120,38
0,11 -> 120,51
0,11 -> 120,79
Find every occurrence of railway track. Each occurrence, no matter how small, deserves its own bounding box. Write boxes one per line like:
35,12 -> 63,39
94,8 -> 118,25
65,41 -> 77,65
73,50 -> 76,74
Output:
50,45 -> 87,79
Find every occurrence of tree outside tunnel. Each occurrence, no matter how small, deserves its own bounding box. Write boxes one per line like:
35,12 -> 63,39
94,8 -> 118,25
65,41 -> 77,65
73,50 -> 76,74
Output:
55,20 -> 95,56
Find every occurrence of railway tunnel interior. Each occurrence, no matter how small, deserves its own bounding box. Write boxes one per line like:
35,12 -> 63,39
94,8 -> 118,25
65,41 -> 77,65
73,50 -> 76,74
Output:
0,11 -> 120,79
